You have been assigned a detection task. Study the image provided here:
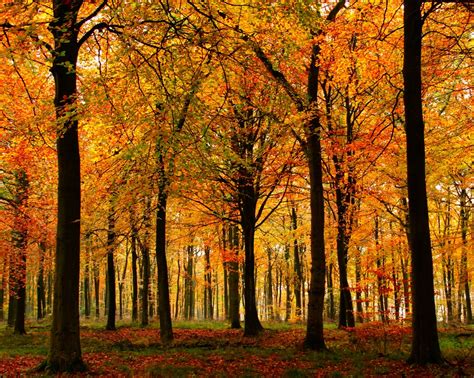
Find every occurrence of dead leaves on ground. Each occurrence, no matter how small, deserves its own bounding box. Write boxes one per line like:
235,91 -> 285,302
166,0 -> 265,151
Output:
0,323 -> 472,376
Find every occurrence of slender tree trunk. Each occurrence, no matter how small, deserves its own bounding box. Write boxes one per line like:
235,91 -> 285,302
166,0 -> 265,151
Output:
83,236 -> 91,319
266,248 -> 274,320
131,217 -> 139,322
303,38 -> 327,350
290,207 -> 303,319
404,0 -> 442,363
0,258 -> 5,321
175,256 -> 181,319
336,186 -> 355,328
106,207 -> 116,331
327,262 -> 335,321
141,198 -> 151,327
184,245 -> 194,320
228,224 -> 241,328
284,244 -> 291,322
355,247 -> 363,323
375,216 -> 386,323
155,183 -> 173,343
119,248 -> 128,321
38,243 -> 47,320
204,246 -> 213,319
459,188 -> 472,323
223,226 -> 229,320
93,261 -> 100,319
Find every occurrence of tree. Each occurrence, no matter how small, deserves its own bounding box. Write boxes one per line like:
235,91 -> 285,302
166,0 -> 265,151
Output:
403,0 -> 442,364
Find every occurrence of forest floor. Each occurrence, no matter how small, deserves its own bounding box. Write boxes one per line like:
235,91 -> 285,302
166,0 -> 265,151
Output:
0,319 -> 472,377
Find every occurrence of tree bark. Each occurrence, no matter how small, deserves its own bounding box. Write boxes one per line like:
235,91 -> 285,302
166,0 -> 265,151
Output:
291,207 -> 303,319
93,261 -> 100,319
43,0 -> 85,371
156,187 -> 173,343
459,187 -> 472,323
204,246 -> 213,319
404,0 -> 442,363
228,224 -> 241,329
184,245 -> 195,320
141,197 -> 151,327
131,215 -> 139,322
106,207 -> 116,331
38,243 -> 47,320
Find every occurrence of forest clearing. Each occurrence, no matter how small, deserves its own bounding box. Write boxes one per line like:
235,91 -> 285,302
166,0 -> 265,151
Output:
0,0 -> 473,376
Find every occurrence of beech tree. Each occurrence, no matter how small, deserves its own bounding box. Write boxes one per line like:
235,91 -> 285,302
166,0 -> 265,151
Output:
403,0 -> 442,364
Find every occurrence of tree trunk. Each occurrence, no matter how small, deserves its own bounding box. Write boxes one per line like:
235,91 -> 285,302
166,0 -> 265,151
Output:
404,0 -> 442,363
131,216 -> 139,322
204,246 -> 213,319
291,207 -> 303,319
355,247 -> 363,323
375,216 -> 386,323
304,44 -> 326,349
184,245 -> 195,320
459,187 -> 472,323
266,248 -> 274,320
83,235 -> 91,319
38,243 -> 47,320
327,262 -> 336,321
228,224 -> 241,329
175,256 -> 181,319
335,181 -> 355,328
93,261 -> 100,319
242,208 -> 263,336
155,181 -> 173,343
223,225 -> 229,320
141,198 -> 151,327
44,1 -> 85,371
284,244 -> 291,322
0,258 -> 5,321
106,207 -> 116,331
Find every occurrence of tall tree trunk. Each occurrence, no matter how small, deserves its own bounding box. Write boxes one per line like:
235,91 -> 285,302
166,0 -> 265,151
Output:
119,248 -> 129,321
355,247 -> 363,323
12,169 -> 29,335
93,260 -> 100,319
375,216 -> 386,323
266,248 -> 274,320
39,0 -> 87,371
83,235 -> 91,319
141,197 -> 151,327
228,225 -> 241,328
291,207 -> 303,319
0,258 -> 5,321
404,0 -> 442,363
175,256 -> 181,319
223,225 -> 229,320
38,243 -> 47,320
131,215 -> 139,322
106,207 -> 116,331
184,245 -> 195,320
284,244 -> 291,322
335,182 -> 355,328
328,262 -> 336,321
155,184 -> 173,342
459,188 -> 472,323
241,207 -> 263,336
204,246 -> 213,319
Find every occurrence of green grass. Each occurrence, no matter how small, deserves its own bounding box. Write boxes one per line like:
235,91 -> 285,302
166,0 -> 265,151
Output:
0,319 -> 472,376
0,329 -> 48,357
